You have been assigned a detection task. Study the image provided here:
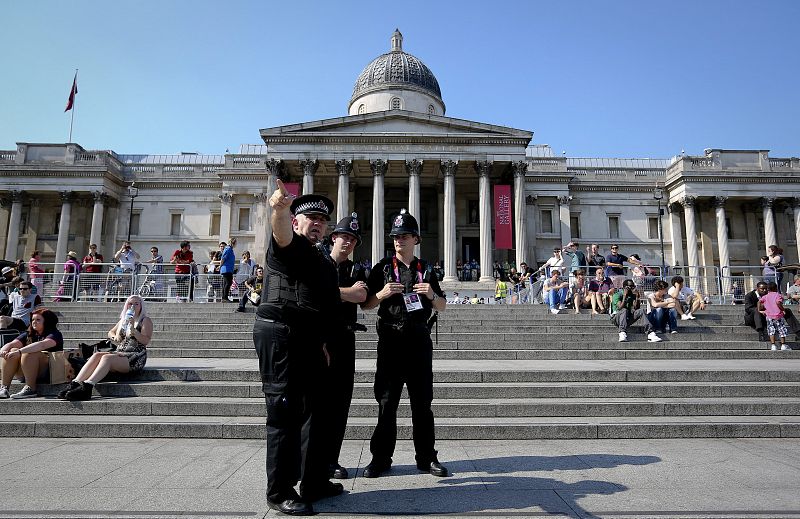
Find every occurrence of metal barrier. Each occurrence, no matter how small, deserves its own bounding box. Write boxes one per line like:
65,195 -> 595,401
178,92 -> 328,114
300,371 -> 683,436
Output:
668,266 -> 721,304
720,266 -> 780,305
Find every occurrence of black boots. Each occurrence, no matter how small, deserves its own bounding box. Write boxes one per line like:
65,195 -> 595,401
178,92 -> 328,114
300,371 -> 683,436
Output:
57,380 -> 81,400
65,381 -> 94,401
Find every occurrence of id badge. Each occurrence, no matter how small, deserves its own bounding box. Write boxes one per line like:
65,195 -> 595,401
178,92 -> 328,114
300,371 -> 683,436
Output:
403,293 -> 424,312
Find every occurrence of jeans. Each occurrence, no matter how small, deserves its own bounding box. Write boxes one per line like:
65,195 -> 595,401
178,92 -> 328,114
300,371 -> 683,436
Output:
647,307 -> 678,332
545,287 -> 569,309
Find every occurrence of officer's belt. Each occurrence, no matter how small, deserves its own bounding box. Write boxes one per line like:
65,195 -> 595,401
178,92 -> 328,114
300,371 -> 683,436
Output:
254,316 -> 276,323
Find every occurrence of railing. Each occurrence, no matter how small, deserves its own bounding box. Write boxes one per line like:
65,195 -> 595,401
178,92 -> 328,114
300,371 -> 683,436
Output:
0,151 -> 16,162
720,266 -> 782,305
690,157 -> 715,168
770,159 -> 792,169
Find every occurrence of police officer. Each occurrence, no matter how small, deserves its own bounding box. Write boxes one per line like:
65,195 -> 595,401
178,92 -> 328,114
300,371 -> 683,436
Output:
253,180 -> 342,515
324,213 -> 368,480
361,209 -> 448,478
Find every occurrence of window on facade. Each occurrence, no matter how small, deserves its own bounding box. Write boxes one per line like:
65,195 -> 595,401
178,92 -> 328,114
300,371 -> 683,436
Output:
428,104 -> 435,115
170,214 -> 182,236
130,213 -> 141,236
238,207 -> 251,232
468,200 -> 479,224
541,209 -> 553,234
390,97 -> 401,110
210,213 -> 220,236
570,214 -> 581,239
609,216 -> 620,239
648,217 -> 659,240
358,104 -> 365,114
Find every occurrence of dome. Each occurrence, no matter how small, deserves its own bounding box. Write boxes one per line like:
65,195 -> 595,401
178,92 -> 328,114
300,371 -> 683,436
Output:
349,30 -> 444,111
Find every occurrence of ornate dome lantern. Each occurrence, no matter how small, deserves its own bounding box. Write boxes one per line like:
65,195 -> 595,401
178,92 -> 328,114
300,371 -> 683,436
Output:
348,30 -> 445,116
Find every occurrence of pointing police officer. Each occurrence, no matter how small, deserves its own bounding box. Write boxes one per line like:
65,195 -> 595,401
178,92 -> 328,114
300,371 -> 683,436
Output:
254,180 -> 342,515
361,209 -> 448,478
324,213 -> 368,480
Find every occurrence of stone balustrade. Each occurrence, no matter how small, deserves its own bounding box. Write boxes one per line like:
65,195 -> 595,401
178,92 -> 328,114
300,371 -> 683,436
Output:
0,150 -> 16,162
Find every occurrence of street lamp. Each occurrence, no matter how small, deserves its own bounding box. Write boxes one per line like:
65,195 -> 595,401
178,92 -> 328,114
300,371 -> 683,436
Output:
653,186 -> 666,279
126,182 -> 139,242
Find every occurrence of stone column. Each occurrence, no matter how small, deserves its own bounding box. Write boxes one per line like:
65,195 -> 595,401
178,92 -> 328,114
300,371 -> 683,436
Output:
475,160 -> 493,283
681,196 -> 699,276
526,195 -> 538,265
668,203 -> 684,266
713,196 -> 730,270
793,198 -> 800,265
55,191 -> 73,273
4,190 -> 23,261
89,191 -> 107,248
370,159 -> 387,266
336,159 -> 352,222
406,159 -> 423,257
440,160 -> 458,282
513,161 -> 528,267
558,196 -> 572,244
761,197 -> 777,253
299,159 -> 318,195
253,193 -> 270,265
265,159 -> 283,241
219,193 -> 233,241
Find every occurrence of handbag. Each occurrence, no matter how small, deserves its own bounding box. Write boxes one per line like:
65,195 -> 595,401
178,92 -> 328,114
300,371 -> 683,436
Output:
78,339 -> 116,359
47,350 -> 78,384
248,291 -> 261,305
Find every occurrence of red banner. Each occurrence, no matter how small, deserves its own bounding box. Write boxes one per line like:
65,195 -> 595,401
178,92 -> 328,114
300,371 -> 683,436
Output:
494,185 -> 513,250
284,182 -> 301,198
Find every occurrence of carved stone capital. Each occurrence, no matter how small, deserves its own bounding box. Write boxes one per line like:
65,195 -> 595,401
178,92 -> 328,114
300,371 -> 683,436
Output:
7,190 -> 24,203
265,158 -> 284,178
298,159 -> 318,176
512,160 -> 528,178
679,196 -> 696,209
475,160 -> 492,178
370,159 -> 388,177
439,159 -> 458,177
405,159 -> 423,176
525,194 -> 538,206
91,190 -> 109,204
335,159 -> 353,176
712,196 -> 728,208
59,191 -> 74,204
218,192 -> 233,203
254,193 -> 269,202
760,197 -> 776,209
557,195 -> 572,205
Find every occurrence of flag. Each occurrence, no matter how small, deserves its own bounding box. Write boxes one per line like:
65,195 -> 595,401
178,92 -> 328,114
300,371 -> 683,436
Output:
64,72 -> 78,112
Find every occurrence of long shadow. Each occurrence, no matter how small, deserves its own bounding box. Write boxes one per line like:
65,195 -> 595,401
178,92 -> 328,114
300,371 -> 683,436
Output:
317,453 -> 660,517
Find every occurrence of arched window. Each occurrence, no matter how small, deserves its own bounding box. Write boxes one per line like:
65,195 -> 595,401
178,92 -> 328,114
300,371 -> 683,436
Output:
428,104 -> 435,115
390,97 -> 401,110
358,104 -> 365,114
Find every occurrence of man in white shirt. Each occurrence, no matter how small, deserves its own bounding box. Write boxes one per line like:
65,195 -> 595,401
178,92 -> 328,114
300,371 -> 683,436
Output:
668,275 -> 706,320
114,241 -> 140,272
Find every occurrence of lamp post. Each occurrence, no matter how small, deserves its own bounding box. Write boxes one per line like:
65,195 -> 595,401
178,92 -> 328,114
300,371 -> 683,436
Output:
653,186 -> 666,279
126,182 -> 139,243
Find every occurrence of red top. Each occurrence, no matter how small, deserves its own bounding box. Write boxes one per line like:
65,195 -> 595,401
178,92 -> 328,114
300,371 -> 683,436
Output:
171,249 -> 193,274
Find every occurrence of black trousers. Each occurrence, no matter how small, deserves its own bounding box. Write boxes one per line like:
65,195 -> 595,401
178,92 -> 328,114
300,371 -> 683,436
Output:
746,308 -> 800,335
253,319 -> 326,502
222,272 -> 234,300
370,324 -> 436,465
324,328 -> 356,466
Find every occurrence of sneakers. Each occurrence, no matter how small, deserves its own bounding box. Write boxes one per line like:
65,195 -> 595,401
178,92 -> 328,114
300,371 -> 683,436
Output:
558,304 -> 566,310
670,330 -> 678,334
550,308 -> 560,315
618,331 -> 628,342
680,314 -> 692,321
781,344 -> 792,351
686,313 -> 696,320
0,385 -> 8,399
771,344 -> 778,351
647,332 -> 663,343
10,385 -> 38,399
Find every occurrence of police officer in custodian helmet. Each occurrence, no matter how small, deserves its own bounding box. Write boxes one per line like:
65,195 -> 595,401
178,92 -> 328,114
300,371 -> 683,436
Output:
361,209 -> 449,478
253,180 -> 343,515
324,213 -> 368,480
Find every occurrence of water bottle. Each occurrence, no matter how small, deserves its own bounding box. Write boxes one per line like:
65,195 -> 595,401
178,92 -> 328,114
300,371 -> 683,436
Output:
125,308 -> 135,320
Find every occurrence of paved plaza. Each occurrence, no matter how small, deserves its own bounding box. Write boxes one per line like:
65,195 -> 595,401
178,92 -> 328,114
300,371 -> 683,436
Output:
1,437 -> 799,518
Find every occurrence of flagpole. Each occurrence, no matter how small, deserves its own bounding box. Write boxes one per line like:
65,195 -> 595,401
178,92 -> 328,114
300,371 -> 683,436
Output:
68,69 -> 77,143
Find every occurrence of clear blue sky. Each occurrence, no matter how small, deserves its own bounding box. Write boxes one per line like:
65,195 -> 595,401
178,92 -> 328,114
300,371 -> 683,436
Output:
2,0 -> 798,158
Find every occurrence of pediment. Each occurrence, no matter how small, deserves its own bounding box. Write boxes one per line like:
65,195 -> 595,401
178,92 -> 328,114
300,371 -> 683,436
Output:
260,110 -> 533,144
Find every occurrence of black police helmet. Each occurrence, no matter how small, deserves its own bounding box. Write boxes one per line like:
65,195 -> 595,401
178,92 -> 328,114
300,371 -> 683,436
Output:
290,194 -> 334,221
389,209 -> 420,237
332,212 -> 362,245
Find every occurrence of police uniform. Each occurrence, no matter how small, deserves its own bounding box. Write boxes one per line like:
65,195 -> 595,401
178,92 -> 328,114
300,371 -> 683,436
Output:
324,213 -> 367,479
253,194 -> 340,508
363,211 -> 447,477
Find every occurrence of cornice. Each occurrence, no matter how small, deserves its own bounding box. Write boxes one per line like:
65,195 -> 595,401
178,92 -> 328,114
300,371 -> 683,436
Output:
569,185 -> 661,193
262,135 -> 530,147
134,182 -> 223,189
0,168 -> 122,179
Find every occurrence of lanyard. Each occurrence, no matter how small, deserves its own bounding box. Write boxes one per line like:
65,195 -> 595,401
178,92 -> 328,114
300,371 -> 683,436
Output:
392,256 -> 423,284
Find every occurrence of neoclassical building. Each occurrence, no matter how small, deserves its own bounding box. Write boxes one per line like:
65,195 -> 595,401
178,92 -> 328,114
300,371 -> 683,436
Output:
2,30 -> 800,288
